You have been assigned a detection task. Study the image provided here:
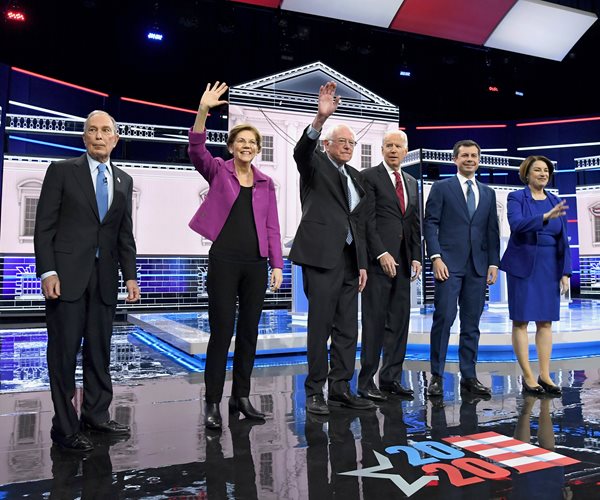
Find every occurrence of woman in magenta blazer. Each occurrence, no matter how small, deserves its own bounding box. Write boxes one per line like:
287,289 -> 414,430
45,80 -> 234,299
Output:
189,81 -> 283,430
500,155 -> 571,397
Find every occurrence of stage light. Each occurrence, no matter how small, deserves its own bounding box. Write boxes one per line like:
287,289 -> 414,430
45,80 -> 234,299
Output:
515,90 -> 524,96
147,24 -> 164,41
399,70 -> 411,77
5,1 -> 26,22
488,86 -> 499,92
147,2 -> 164,41
147,31 -> 163,41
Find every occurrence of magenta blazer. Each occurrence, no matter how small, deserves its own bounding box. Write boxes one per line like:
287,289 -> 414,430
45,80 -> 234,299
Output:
188,129 -> 284,269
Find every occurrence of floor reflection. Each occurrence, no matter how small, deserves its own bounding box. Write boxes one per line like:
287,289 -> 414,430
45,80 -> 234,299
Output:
2,313 -> 600,498
0,355 -> 599,498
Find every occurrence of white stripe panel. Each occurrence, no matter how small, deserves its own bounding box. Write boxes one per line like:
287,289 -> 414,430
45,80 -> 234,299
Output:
282,0 -> 405,28
485,0 -> 597,61
478,443 -> 538,457
501,456 -> 541,467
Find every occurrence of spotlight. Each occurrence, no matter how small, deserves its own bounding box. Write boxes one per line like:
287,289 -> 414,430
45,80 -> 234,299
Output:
5,1 -> 26,22
147,24 -> 164,41
147,2 -> 164,41
515,91 -> 524,97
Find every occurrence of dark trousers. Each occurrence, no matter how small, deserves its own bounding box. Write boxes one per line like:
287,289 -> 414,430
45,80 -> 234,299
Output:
429,256 -> 486,378
46,261 -> 116,437
204,255 -> 268,403
359,245 -> 411,390
302,244 -> 359,397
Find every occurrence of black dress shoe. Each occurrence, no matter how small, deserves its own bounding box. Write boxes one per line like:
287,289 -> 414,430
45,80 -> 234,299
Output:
81,419 -> 130,435
461,391 -> 492,404
51,428 -> 94,452
460,377 -> 491,396
427,375 -> 443,397
306,394 -> 330,415
521,379 -> 545,395
229,397 -> 266,420
328,391 -> 375,410
205,402 -> 222,429
358,386 -> 388,402
537,377 -> 562,396
380,381 -> 414,397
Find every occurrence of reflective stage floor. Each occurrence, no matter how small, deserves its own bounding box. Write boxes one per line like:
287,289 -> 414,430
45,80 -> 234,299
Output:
1,304 -> 600,498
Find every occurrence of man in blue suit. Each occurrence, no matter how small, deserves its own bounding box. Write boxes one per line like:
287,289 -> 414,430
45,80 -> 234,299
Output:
423,140 -> 500,397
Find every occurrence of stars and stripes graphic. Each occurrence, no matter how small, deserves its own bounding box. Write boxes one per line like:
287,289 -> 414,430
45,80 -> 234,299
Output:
443,431 -> 579,473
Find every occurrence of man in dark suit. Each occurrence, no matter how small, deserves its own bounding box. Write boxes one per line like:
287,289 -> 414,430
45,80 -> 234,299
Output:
423,139 -> 500,397
358,130 -> 422,402
290,81 -> 374,415
35,110 -> 140,451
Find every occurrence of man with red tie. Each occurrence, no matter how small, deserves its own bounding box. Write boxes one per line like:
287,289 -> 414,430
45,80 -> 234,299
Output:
358,130 -> 422,401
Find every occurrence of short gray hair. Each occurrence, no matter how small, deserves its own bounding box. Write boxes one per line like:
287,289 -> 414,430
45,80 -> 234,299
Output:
322,124 -> 356,142
84,110 -> 119,135
382,130 -> 408,149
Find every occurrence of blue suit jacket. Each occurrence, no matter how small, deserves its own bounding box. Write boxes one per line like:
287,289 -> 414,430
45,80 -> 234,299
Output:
500,186 -> 571,279
424,176 -> 500,276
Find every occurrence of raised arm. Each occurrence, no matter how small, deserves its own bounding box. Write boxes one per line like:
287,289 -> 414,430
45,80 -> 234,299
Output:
192,81 -> 229,133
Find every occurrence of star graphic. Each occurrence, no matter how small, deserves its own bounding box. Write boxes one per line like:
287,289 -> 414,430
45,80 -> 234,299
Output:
339,451 -> 438,497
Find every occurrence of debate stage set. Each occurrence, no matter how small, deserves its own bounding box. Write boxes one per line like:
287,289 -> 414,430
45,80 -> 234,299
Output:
3,6 -> 600,497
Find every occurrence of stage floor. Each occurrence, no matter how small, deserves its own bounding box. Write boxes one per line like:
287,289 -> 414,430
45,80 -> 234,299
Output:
1,306 -> 600,498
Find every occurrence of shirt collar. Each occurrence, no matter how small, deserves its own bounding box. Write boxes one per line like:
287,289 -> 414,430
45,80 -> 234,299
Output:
383,161 -> 401,176
87,154 -> 112,176
456,172 -> 474,185
326,154 -> 345,170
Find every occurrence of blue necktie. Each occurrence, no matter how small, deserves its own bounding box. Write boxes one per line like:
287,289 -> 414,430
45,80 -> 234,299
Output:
466,179 -> 476,219
339,166 -> 355,244
96,163 -> 108,221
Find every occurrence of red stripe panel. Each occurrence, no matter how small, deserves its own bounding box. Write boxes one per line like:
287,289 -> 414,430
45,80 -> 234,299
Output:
512,461 -> 562,474
389,0 -> 517,45
229,0 -> 282,7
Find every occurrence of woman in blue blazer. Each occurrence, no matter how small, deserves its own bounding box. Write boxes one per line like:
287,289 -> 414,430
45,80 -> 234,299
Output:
500,156 -> 571,396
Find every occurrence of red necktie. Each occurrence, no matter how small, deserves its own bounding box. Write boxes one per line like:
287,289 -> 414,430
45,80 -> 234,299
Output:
393,171 -> 405,214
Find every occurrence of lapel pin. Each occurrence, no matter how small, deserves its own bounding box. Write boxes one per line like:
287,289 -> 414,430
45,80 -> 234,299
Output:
117,177 -> 121,183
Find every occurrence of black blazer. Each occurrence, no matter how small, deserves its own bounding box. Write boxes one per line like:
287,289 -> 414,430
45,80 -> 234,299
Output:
289,127 -> 367,270
34,154 -> 137,305
360,163 -> 421,268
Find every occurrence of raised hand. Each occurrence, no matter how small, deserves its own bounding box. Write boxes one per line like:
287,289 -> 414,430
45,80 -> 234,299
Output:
194,81 -> 228,133
317,81 -> 340,120
544,200 -> 568,221
200,81 -> 229,110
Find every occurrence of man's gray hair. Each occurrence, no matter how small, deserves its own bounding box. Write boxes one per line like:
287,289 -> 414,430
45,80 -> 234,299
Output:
84,110 -> 119,135
322,124 -> 356,142
382,129 -> 408,148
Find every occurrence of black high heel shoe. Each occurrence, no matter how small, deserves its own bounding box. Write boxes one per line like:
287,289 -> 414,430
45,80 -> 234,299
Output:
522,379 -> 545,395
537,377 -> 562,396
229,397 -> 266,420
204,402 -> 222,430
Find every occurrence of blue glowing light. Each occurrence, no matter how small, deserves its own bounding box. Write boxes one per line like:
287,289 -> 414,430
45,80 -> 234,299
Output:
147,32 -> 164,41
9,135 -> 86,152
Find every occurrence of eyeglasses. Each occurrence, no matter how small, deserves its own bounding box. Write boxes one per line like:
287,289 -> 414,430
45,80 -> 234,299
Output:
332,138 -> 357,147
86,127 -> 115,136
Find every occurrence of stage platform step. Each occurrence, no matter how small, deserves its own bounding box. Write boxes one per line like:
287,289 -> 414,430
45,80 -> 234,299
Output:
128,299 -> 600,361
